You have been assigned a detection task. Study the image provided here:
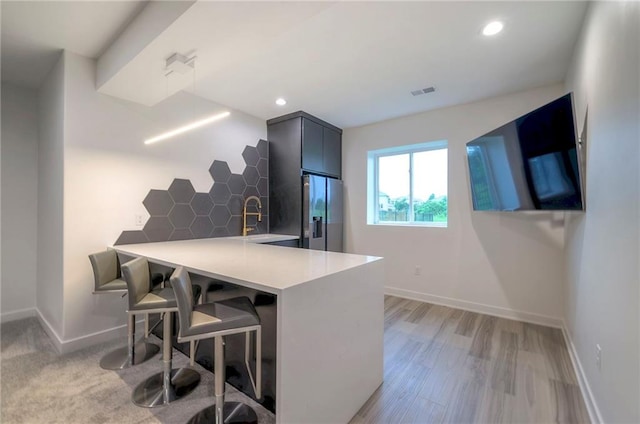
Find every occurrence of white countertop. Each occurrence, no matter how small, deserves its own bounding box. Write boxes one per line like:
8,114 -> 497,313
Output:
224,234 -> 300,243
113,237 -> 381,294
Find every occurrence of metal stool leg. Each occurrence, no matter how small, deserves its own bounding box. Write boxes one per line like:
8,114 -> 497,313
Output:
128,313 -> 136,364
190,340 -> 200,366
186,335 -> 258,424
99,312 -> 159,370
245,328 -> 261,399
132,311 -> 200,407
215,336 -> 225,424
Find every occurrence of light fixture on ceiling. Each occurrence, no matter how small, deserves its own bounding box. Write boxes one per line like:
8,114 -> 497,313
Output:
164,53 -> 196,76
275,98 -> 287,106
144,112 -> 231,145
482,21 -> 504,36
145,53 -> 230,145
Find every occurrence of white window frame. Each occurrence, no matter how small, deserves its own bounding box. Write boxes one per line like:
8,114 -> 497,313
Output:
367,140 -> 448,227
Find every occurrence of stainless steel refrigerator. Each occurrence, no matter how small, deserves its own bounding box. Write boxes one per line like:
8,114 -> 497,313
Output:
302,174 -> 343,252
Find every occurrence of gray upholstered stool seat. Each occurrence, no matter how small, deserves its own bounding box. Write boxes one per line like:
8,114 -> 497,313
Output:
129,287 -> 177,311
98,278 -> 128,291
88,249 -> 159,370
171,267 -> 261,424
185,298 -> 259,337
122,257 -> 200,408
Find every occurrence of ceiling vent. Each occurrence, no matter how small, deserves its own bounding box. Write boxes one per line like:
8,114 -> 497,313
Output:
411,86 -> 436,96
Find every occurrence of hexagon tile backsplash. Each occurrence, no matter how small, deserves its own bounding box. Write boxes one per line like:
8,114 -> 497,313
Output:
114,139 -> 269,245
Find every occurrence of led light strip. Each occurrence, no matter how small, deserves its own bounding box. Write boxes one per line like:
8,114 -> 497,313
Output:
144,111 -> 231,145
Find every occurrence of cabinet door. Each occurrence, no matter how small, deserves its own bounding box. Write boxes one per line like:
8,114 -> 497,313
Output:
302,118 -> 324,173
323,127 -> 342,178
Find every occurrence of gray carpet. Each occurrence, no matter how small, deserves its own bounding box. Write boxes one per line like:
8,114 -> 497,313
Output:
1,317 -> 275,424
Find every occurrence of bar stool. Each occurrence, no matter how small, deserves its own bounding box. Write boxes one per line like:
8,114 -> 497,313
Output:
121,257 -> 201,407
170,266 -> 262,424
88,250 -> 159,370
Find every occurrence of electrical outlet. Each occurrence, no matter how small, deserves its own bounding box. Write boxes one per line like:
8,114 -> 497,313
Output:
596,344 -> 602,370
135,214 -> 145,226
414,266 -> 421,276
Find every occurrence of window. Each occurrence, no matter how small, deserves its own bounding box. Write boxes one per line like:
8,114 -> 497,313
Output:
368,141 -> 448,227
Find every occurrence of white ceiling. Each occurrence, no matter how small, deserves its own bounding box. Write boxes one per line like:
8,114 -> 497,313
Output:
2,1 -> 588,128
1,0 -> 146,88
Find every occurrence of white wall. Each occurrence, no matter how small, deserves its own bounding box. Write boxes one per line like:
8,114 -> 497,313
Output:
36,53 -> 66,337
343,84 -> 568,324
1,83 -> 39,321
62,51 -> 266,341
564,2 -> 639,422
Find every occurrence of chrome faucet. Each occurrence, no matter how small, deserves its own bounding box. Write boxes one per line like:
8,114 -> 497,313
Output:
242,196 -> 262,236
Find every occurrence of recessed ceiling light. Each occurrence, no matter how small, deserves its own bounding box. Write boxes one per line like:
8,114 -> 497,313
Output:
275,98 -> 287,106
483,21 -> 504,36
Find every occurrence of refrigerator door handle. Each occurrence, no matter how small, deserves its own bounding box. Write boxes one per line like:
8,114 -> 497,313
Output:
303,176 -> 310,239
312,216 -> 323,238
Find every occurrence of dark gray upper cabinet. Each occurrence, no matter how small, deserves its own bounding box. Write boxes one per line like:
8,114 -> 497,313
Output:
302,118 -> 324,173
267,111 -> 342,179
267,111 -> 342,236
322,126 -> 342,178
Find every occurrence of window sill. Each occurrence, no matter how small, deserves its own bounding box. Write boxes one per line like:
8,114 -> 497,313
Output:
368,222 -> 448,228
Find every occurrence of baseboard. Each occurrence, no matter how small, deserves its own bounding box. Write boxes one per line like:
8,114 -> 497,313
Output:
561,321 -> 604,424
1,307 -> 37,323
385,286 -> 563,328
35,308 -> 64,353
35,308 -> 145,355
56,321 -> 136,354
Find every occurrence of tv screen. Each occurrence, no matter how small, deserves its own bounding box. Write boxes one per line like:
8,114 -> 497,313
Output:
466,93 -> 584,211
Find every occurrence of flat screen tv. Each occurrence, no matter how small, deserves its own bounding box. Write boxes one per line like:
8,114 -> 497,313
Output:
466,93 -> 584,211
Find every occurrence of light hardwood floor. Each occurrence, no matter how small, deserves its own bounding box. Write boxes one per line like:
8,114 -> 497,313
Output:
350,296 -> 590,424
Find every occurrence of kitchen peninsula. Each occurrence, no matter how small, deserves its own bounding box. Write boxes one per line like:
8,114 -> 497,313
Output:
114,237 -> 384,424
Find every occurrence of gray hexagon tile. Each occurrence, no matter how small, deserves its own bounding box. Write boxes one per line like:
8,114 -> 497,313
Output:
209,160 -> 231,183
191,193 -> 214,215
227,195 -> 243,216
143,190 -> 174,216
209,182 -> 231,205
169,204 -> 195,229
210,205 -> 231,227
114,230 -> 148,245
227,216 -> 242,235
212,227 -> 230,237
242,146 -> 259,166
257,178 -> 268,197
256,139 -> 268,159
168,179 -> 195,203
243,185 -> 260,199
191,216 -> 214,238
256,218 -> 269,234
228,174 -> 246,195
169,229 -> 194,241
143,216 -> 173,242
116,140 -> 269,245
243,166 -> 259,186
257,158 -> 268,178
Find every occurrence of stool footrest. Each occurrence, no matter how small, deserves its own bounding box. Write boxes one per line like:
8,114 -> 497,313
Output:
186,402 -> 258,424
132,368 -> 200,408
